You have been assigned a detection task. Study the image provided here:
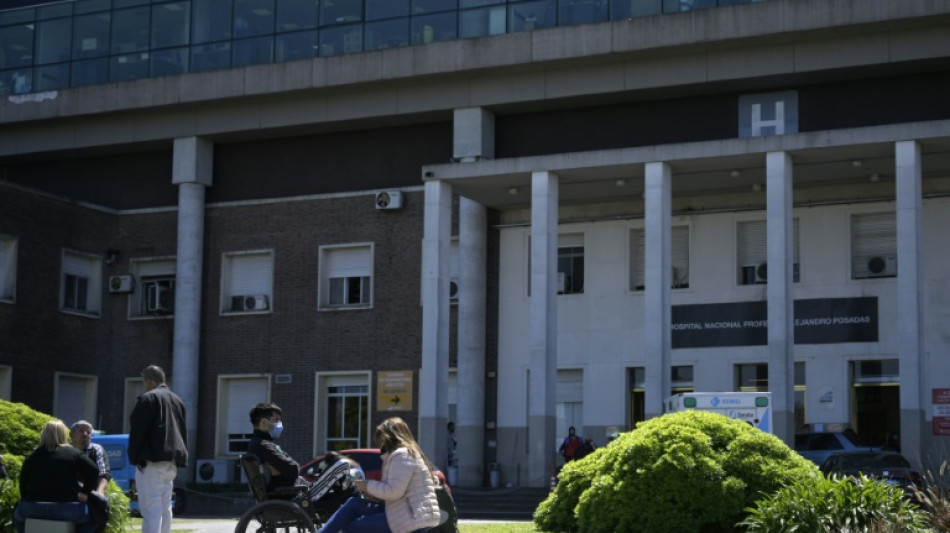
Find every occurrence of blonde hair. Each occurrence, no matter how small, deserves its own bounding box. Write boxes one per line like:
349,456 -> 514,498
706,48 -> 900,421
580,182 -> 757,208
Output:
39,419 -> 70,452
373,417 -> 435,471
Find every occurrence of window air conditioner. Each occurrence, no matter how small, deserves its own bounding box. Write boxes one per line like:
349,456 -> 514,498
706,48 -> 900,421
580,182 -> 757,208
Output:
755,262 -> 768,283
231,294 -> 270,312
195,459 -> 233,484
108,274 -> 134,293
146,284 -> 173,313
866,255 -> 897,277
449,278 -> 459,300
375,191 -> 403,210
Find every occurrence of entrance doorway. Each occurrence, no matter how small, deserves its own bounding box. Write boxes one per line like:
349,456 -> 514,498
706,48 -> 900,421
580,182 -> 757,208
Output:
628,368 -> 645,430
851,360 -> 900,449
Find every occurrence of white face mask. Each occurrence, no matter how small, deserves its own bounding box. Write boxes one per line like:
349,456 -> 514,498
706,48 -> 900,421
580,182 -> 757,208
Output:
270,421 -> 284,439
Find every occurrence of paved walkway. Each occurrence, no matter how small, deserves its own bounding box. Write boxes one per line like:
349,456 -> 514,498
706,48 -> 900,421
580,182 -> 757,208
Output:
172,515 -> 527,533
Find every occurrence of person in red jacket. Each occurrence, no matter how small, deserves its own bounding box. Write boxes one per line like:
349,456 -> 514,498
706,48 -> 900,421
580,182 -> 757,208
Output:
559,426 -> 582,462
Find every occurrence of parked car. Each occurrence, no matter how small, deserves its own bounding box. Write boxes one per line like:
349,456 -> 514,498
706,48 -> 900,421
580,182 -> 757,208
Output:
794,430 -> 878,465
819,450 -> 924,499
92,433 -> 186,516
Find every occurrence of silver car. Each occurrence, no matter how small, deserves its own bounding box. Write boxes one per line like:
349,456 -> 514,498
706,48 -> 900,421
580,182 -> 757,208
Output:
794,431 -> 879,465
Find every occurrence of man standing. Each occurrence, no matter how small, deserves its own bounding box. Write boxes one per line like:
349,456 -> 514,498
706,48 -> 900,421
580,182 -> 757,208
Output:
70,420 -> 111,533
128,365 -> 187,533
247,403 -> 299,491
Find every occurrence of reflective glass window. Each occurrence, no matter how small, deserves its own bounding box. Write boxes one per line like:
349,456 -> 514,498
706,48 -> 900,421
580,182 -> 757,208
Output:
0,23 -> 34,69
232,36 -> 273,66
460,0 -> 504,7
320,0 -> 361,25
75,0 -> 112,15
152,2 -> 191,49
190,42 -> 231,71
0,8 -> 35,26
366,0 -> 409,21
151,47 -> 188,75
319,24 -> 361,55
611,0 -> 660,19
192,0 -> 232,43
112,7 -> 150,54
111,52 -> 150,82
275,30 -> 318,61
559,0 -> 607,25
115,0 -> 150,7
36,18 -> 73,65
37,4 -> 73,20
662,0 -> 716,13
412,0 -> 458,15
73,12 -> 111,59
364,18 -> 408,50
0,68 -> 32,94
509,1 -> 556,32
411,12 -> 456,44
459,5 -> 505,37
276,0 -> 319,31
234,0 -> 275,38
71,57 -> 109,86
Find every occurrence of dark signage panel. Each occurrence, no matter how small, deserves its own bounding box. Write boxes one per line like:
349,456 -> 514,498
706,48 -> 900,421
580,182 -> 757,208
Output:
672,297 -> 878,348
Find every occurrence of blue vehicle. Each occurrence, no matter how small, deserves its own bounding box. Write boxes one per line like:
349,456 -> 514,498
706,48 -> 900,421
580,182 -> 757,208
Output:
91,433 -> 186,516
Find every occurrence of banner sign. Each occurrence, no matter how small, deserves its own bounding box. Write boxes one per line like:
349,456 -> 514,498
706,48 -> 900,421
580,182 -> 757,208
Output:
377,371 -> 414,412
672,297 -> 878,348
933,388 -> 950,436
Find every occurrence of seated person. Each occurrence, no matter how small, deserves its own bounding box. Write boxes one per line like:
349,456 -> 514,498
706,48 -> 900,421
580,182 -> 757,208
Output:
247,402 -> 301,491
69,420 -> 111,533
14,419 -> 100,533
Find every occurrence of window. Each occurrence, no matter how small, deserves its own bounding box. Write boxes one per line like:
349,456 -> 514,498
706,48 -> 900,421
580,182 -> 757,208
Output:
0,365 -> 11,400
131,258 -> 176,317
851,212 -> 896,279
218,375 -> 269,455
630,226 -> 689,291
558,234 -> 584,295
122,378 -> 145,433
319,243 -> 373,309
671,365 -> 693,395
317,373 -> 371,452
449,238 -> 460,303
221,250 -> 273,314
795,361 -> 806,432
62,249 -> 102,315
737,219 -> 799,285
55,373 -> 97,424
555,369 -> 583,452
735,363 -> 767,392
0,235 -> 17,302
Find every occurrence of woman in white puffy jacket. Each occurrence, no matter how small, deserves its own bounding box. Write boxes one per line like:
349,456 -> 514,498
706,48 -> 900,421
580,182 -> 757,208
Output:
351,417 -> 440,533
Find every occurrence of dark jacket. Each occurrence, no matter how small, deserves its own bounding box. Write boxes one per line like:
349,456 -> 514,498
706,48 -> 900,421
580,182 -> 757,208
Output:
128,384 -> 188,467
20,444 -> 99,502
247,429 -> 299,491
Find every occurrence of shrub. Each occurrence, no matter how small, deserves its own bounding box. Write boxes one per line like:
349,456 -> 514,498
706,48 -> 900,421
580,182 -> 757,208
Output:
913,460 -> 950,532
742,473 -> 930,532
534,410 -> 817,533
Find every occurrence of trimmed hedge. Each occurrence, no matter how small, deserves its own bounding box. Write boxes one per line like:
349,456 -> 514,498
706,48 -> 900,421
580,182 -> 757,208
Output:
534,410 -> 818,533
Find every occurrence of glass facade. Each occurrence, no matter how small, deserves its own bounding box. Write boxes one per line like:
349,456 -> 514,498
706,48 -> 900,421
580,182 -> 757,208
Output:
0,0 -> 766,96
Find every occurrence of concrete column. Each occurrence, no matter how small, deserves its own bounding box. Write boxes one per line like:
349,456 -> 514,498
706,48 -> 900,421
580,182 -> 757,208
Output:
527,171 -> 558,488
766,151 -> 795,445
457,197 -> 487,487
643,162 -> 672,419
895,140 -> 924,468
419,179 -> 452,467
453,108 -> 495,162
170,137 -> 212,479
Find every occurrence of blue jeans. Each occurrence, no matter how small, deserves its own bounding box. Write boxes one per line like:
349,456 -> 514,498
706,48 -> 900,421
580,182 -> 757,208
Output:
317,497 -> 383,533
344,512 -> 433,533
13,501 -> 93,533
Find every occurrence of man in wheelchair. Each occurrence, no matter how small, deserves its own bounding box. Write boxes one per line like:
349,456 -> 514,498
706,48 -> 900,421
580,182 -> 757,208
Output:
247,403 -> 301,492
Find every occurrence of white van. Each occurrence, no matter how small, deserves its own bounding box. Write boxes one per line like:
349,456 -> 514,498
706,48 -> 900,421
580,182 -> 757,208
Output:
664,392 -> 773,433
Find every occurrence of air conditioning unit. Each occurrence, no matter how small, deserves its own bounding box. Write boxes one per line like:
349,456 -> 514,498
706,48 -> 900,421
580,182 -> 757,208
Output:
866,255 -> 897,277
231,294 -> 270,312
375,191 -> 403,210
755,262 -> 768,283
146,284 -> 173,313
449,278 -> 459,301
195,459 -> 233,484
108,274 -> 134,293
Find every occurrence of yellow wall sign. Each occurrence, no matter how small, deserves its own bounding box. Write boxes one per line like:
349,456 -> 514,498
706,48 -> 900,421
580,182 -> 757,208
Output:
377,371 -> 413,411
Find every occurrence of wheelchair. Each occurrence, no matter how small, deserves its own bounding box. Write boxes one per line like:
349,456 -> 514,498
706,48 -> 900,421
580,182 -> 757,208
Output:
234,455 -> 325,533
